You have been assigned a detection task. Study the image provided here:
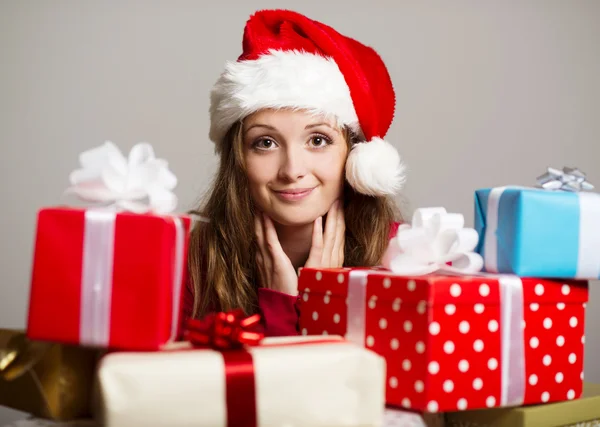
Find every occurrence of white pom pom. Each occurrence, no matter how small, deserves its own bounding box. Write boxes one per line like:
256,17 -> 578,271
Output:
345,137 -> 406,196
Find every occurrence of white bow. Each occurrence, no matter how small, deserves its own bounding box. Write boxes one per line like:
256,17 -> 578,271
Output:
65,141 -> 178,214
382,207 -> 484,276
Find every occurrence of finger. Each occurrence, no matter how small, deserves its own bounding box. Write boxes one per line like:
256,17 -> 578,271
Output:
255,252 -> 267,288
263,214 -> 287,260
332,202 -> 345,267
305,216 -> 323,267
254,214 -> 265,254
254,214 -> 264,245
322,200 -> 339,266
337,201 -> 346,266
255,214 -> 272,271
263,214 -> 298,287
338,232 -> 345,266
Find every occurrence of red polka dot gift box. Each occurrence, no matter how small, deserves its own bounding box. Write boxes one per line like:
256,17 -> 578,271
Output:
297,267 -> 589,413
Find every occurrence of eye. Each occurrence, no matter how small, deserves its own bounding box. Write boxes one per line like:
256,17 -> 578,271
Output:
309,134 -> 332,148
252,138 -> 278,150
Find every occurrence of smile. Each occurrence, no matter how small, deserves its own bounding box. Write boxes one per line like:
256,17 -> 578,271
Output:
273,187 -> 315,201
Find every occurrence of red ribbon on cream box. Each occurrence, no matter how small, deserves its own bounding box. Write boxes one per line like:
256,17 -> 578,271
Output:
96,310 -> 387,427
27,141 -> 192,351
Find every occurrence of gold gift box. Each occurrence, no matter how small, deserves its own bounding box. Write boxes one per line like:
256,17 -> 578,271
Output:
445,382 -> 600,427
0,329 -> 102,420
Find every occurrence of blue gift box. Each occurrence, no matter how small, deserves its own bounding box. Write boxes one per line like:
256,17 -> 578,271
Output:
475,186 -> 600,279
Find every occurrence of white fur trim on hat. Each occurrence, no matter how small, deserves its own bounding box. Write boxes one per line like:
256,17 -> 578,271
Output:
209,49 -> 359,145
345,137 -> 406,196
209,48 -> 406,197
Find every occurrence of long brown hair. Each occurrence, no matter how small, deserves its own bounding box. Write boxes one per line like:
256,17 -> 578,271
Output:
188,120 -> 402,318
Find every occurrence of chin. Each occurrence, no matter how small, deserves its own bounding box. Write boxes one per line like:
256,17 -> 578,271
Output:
267,205 -> 324,227
269,213 -> 317,227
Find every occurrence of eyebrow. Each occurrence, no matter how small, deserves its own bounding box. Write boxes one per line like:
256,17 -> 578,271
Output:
305,122 -> 338,132
244,122 -> 338,134
244,124 -> 276,133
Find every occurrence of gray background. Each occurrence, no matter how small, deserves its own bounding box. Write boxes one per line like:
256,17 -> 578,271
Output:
1,0 -> 599,424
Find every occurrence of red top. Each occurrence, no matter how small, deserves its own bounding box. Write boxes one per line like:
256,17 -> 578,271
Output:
181,283 -> 301,337
181,221 -> 401,337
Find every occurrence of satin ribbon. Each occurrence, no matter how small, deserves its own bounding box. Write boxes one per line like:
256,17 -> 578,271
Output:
497,275 -> 525,406
382,207 -> 484,276
183,313 -> 342,427
483,186 -> 600,278
80,209 -> 116,347
346,270 -> 369,347
65,141 -> 178,214
183,310 -> 264,350
346,270 -> 526,407
536,166 -> 594,192
79,208 -> 186,347
184,310 -> 264,427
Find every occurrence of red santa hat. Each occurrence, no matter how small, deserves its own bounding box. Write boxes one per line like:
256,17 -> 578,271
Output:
209,9 -> 405,196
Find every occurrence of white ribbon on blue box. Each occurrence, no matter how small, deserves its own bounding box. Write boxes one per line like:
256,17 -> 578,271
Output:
475,167 -> 600,279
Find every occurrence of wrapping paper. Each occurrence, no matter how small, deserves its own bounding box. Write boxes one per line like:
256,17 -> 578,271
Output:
475,186 -> 600,279
298,267 -> 588,412
95,336 -> 386,427
27,207 -> 191,350
445,382 -> 600,427
382,408 -> 444,427
1,420 -> 96,427
0,329 -> 101,421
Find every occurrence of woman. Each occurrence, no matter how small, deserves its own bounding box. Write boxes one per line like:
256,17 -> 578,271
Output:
182,9 -> 406,337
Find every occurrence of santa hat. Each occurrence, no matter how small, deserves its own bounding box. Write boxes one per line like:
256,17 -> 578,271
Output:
209,9 -> 406,196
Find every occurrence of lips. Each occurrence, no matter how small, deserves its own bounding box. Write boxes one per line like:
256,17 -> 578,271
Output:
273,187 -> 316,201
275,188 -> 315,194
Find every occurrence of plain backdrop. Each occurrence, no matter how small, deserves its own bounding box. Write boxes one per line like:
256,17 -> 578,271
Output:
1,0 -> 599,424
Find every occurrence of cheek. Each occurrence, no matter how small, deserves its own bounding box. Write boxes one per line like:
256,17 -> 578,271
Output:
244,156 -> 276,193
313,150 -> 347,185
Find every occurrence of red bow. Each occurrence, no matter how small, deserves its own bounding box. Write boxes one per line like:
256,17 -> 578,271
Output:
184,309 -> 264,350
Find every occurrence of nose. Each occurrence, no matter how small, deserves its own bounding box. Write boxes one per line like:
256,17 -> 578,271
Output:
278,145 -> 308,182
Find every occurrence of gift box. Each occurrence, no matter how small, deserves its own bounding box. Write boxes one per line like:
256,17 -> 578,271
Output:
383,408 -> 444,427
0,329 -> 101,420
475,168 -> 600,279
298,268 -> 588,412
26,141 -> 192,351
27,207 -> 191,350
2,420 -> 97,427
445,382 -> 600,427
95,332 -> 386,427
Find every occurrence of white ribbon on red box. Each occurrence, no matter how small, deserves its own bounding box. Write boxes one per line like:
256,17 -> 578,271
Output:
66,141 -> 186,347
346,271 -> 526,408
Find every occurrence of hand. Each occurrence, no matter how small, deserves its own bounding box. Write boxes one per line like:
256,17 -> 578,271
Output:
305,199 -> 345,268
254,200 -> 346,296
255,213 -> 299,296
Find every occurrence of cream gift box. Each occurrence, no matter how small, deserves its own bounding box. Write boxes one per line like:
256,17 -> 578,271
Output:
95,335 -> 386,427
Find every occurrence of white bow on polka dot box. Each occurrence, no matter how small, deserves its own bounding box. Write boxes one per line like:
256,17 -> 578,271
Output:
297,268 -> 588,413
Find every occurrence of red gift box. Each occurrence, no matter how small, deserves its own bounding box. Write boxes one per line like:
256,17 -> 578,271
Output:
298,267 -> 588,413
27,207 -> 191,351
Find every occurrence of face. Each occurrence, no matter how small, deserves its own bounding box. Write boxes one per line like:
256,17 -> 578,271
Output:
242,109 -> 348,226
